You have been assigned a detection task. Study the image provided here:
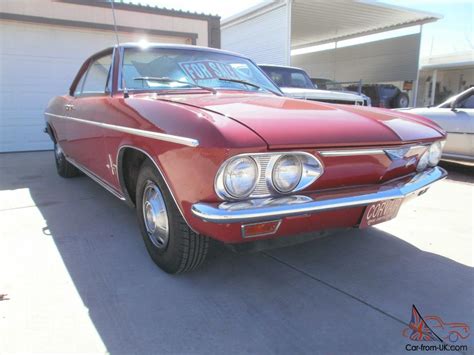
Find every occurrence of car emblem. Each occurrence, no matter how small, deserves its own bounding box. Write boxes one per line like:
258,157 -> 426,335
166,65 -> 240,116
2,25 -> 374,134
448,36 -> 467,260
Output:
384,147 -> 410,161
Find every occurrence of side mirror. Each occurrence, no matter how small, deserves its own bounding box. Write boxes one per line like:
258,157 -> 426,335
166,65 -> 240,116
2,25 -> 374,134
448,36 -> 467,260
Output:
450,100 -> 458,111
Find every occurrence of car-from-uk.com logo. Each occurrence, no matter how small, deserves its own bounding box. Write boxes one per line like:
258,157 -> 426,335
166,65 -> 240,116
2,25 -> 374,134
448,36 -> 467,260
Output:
403,305 -> 470,352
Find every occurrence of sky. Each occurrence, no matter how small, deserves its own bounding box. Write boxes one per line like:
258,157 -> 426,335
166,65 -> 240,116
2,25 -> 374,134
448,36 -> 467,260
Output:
129,0 -> 473,60
381,0 -> 473,60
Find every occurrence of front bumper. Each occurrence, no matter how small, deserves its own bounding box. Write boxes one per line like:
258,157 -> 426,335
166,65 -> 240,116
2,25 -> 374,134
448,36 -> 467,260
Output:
191,167 -> 447,223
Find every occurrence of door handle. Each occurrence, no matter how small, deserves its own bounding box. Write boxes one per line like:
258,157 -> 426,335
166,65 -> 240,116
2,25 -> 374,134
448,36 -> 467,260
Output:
65,104 -> 75,111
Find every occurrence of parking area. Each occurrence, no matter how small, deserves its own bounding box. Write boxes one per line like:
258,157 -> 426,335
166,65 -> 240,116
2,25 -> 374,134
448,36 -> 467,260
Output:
0,151 -> 472,354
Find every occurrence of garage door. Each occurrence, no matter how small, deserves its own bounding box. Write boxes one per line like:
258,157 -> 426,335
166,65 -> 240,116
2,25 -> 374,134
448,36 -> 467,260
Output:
0,20 -> 189,152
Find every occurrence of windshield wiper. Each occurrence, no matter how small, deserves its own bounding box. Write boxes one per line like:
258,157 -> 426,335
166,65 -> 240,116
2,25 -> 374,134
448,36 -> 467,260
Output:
134,77 -> 216,94
217,77 -> 282,96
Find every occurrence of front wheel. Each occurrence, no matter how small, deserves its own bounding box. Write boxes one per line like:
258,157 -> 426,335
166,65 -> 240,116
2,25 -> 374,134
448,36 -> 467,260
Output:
136,160 -> 209,274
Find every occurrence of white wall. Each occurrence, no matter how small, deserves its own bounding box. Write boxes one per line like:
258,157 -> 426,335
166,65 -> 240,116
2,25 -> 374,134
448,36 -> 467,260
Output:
291,34 -> 422,83
222,4 -> 290,65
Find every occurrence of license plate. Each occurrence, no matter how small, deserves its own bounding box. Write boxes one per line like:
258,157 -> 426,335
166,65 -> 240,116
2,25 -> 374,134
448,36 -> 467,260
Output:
359,199 -> 403,228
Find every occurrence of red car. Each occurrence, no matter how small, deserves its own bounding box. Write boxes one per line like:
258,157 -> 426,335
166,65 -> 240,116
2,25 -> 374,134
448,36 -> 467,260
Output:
44,43 -> 447,274
403,315 -> 470,343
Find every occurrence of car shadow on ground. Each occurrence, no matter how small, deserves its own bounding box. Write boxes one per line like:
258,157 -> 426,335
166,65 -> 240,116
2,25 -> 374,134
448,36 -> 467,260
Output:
1,152 -> 473,354
440,160 -> 473,184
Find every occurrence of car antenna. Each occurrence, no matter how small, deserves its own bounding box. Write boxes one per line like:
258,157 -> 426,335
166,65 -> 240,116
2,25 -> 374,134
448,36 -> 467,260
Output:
109,0 -> 129,98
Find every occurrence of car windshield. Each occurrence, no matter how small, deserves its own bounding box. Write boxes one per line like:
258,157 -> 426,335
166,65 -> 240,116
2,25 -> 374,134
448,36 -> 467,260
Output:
121,47 -> 281,94
259,66 -> 315,89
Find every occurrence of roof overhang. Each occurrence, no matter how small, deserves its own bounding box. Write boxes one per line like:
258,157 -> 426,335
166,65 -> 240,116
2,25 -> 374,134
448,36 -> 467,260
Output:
421,61 -> 474,71
222,0 -> 441,50
291,0 -> 441,49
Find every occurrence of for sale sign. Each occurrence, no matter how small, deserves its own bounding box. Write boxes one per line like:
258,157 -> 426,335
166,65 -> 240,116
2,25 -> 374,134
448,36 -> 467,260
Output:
178,60 -> 240,81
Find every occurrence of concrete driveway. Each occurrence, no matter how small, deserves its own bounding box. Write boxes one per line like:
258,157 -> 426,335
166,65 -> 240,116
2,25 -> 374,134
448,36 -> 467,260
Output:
0,152 -> 472,354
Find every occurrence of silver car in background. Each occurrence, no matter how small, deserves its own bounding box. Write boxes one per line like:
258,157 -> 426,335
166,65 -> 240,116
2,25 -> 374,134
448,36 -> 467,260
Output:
397,87 -> 474,163
259,64 -> 371,106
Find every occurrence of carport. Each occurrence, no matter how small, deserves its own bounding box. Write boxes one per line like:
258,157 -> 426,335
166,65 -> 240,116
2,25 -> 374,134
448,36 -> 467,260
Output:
222,0 -> 440,104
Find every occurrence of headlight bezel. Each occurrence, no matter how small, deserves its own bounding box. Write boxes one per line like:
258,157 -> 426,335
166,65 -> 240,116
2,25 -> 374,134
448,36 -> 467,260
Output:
428,141 -> 443,167
417,140 -> 445,172
416,150 -> 430,172
215,152 -> 324,201
216,156 -> 259,199
271,155 -> 303,193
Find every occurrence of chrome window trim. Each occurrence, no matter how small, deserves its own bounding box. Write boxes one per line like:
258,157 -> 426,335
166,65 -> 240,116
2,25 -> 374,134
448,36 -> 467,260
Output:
44,112 -> 199,147
214,151 -> 324,201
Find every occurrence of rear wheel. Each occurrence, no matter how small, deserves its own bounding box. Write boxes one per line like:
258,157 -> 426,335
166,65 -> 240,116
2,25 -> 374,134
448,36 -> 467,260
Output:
54,143 -> 80,178
136,160 -> 209,274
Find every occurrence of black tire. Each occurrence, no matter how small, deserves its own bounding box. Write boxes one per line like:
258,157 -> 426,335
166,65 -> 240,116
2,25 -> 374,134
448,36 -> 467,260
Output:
136,160 -> 209,274
54,143 -> 80,178
393,92 -> 409,108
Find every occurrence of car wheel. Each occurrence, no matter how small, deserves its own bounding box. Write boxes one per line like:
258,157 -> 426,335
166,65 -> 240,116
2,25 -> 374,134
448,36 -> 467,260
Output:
448,332 -> 459,342
54,143 -> 80,178
394,92 -> 410,108
136,160 -> 209,274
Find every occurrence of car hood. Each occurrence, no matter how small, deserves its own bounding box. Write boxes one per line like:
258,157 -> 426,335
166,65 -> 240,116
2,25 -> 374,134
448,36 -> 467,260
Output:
157,93 -> 445,149
281,87 -> 365,102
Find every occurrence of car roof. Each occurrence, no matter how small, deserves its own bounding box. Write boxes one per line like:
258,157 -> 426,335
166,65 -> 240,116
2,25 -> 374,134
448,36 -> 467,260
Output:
89,42 -> 248,60
258,64 -> 307,71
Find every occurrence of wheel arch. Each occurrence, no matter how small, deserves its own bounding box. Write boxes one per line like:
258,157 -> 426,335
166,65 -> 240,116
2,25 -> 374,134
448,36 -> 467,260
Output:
116,145 -> 190,227
46,122 -> 58,143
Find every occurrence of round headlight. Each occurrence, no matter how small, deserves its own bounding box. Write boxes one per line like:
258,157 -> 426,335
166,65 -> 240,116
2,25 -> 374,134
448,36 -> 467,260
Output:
223,157 -> 258,198
428,141 -> 442,166
417,150 -> 429,172
272,155 -> 303,193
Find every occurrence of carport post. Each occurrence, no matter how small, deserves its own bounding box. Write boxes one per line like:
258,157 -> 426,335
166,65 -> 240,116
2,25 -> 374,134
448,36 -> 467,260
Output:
413,24 -> 423,107
430,69 -> 438,106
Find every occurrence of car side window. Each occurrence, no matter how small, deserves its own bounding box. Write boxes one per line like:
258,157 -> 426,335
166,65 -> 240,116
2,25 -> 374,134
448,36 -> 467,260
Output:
78,54 -> 113,96
73,73 -> 86,96
458,93 -> 474,109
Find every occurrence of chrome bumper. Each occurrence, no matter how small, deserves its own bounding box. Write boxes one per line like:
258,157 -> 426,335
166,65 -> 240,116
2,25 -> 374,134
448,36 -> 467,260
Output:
191,167 -> 447,223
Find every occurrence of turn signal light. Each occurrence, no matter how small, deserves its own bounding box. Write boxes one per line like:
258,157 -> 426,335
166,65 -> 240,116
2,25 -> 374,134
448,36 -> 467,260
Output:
242,220 -> 281,238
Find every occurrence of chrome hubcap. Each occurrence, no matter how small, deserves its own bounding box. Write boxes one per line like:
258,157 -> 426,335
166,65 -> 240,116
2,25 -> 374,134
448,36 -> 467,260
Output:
55,144 -> 64,163
142,181 -> 169,249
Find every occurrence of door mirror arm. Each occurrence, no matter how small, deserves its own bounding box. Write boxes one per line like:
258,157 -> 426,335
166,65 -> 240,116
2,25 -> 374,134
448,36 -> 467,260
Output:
450,101 -> 458,112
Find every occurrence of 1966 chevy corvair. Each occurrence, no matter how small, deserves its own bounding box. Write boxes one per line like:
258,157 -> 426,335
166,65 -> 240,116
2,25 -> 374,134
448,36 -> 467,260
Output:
44,43 -> 447,274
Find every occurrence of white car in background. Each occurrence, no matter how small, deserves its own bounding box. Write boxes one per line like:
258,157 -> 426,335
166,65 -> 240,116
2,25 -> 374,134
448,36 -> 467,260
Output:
259,64 -> 370,106
397,87 -> 474,163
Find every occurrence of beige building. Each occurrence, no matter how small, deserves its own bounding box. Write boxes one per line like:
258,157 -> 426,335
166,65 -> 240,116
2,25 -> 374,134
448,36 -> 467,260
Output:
0,0 -> 220,152
416,51 -> 474,107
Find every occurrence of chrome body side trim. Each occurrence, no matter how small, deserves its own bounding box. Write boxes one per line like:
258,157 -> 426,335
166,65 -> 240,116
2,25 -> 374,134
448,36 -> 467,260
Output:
66,157 -> 126,200
44,112 -> 199,147
319,144 -> 428,157
319,149 -> 385,157
191,166 -> 447,223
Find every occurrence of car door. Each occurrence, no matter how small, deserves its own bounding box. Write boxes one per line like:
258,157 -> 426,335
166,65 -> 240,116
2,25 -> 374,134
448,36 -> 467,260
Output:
66,52 -> 113,179
454,92 -> 474,159
428,91 -> 474,160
